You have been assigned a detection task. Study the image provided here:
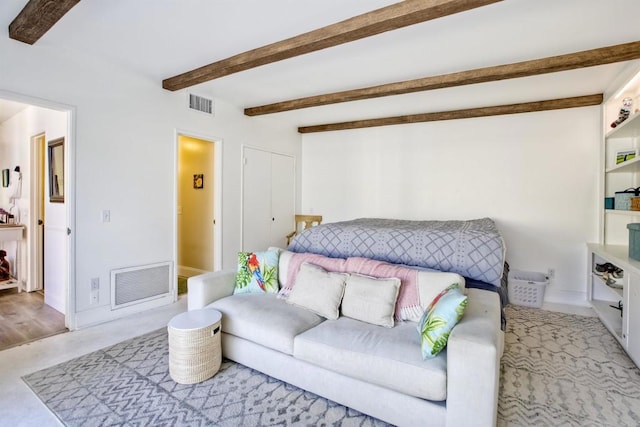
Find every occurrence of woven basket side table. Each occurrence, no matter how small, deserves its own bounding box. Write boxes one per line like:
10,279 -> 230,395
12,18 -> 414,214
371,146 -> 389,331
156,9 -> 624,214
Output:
167,308 -> 222,384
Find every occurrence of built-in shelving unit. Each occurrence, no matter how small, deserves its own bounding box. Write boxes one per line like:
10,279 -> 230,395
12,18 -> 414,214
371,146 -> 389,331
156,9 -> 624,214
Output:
589,64 -> 640,368
601,65 -> 640,246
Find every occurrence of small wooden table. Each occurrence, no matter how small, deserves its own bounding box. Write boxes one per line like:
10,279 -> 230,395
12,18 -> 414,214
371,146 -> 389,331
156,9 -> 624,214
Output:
0,224 -> 24,292
167,308 -> 222,384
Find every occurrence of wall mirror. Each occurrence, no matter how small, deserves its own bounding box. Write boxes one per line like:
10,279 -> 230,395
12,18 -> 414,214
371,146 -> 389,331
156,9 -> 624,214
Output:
48,137 -> 64,203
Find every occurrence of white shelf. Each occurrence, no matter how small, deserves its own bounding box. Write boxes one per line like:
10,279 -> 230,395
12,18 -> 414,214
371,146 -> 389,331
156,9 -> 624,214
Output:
591,299 -> 623,341
592,272 -> 623,298
606,111 -> 640,140
606,156 -> 640,173
0,279 -> 19,291
605,209 -> 640,216
588,243 -> 640,271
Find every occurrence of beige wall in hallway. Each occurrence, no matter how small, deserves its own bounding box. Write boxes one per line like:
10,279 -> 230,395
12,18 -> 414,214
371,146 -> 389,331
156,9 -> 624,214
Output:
178,136 -> 214,273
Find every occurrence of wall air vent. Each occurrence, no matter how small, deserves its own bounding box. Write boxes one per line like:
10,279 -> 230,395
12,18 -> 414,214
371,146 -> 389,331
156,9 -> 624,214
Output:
188,93 -> 214,115
110,261 -> 173,310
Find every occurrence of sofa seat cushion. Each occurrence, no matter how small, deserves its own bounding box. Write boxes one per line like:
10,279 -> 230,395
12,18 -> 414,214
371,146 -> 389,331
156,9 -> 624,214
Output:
293,317 -> 447,401
208,293 -> 324,355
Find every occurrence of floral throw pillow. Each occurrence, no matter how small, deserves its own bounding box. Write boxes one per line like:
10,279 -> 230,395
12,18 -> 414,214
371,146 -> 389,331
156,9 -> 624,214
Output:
234,249 -> 279,294
417,283 -> 467,359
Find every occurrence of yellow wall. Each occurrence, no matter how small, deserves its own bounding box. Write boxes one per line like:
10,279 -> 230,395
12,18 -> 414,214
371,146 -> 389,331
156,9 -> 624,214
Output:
178,135 -> 214,272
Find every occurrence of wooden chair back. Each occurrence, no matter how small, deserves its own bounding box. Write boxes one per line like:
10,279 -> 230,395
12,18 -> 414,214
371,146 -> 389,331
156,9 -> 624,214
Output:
286,214 -> 322,246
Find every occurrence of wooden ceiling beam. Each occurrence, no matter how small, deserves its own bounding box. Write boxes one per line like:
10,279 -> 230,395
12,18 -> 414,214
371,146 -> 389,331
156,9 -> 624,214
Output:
247,42 -> 640,116
9,0 -> 81,45
297,94 -> 603,133
162,0 -> 502,91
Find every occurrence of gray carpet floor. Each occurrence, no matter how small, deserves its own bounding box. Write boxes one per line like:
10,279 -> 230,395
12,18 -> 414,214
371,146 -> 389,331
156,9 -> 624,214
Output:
22,305 -> 640,426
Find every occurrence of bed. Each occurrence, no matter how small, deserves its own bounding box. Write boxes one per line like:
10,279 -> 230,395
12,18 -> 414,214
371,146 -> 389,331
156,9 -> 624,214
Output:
288,217 -> 509,325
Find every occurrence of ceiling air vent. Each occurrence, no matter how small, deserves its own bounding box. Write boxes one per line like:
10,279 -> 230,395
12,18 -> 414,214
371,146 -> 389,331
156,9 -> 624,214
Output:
188,93 -> 214,116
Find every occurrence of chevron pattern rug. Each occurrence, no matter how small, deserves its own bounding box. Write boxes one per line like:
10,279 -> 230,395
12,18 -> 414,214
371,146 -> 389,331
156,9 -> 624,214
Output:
22,305 -> 640,426
498,305 -> 640,426
22,327 -> 388,426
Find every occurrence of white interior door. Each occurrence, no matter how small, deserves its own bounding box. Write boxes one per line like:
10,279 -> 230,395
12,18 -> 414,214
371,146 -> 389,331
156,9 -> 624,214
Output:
27,134 -> 46,291
242,147 -> 273,252
43,137 -> 67,314
271,153 -> 295,249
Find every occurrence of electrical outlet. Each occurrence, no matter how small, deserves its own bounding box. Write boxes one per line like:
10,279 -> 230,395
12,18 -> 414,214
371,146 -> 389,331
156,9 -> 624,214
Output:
547,268 -> 555,279
102,210 -> 111,223
91,278 -> 99,304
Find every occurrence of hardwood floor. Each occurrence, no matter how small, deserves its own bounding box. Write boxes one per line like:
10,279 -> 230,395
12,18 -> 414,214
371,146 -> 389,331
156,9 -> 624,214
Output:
0,288 -> 67,351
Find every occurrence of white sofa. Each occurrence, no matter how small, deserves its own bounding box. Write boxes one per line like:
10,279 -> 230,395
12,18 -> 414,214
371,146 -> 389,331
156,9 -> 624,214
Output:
188,251 -> 504,427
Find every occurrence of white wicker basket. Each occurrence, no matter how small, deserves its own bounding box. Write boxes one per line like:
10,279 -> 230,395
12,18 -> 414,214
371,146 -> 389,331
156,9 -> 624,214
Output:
168,309 -> 222,384
508,270 -> 549,308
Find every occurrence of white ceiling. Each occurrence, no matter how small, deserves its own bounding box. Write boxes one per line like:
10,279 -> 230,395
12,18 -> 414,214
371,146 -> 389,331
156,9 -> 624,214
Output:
0,98 -> 28,123
2,0 -> 640,129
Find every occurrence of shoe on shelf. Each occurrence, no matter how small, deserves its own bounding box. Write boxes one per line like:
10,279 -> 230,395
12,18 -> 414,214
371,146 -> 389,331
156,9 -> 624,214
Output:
595,262 -> 611,275
595,262 -> 624,278
611,266 -> 624,279
595,263 -> 608,275
602,271 -> 623,289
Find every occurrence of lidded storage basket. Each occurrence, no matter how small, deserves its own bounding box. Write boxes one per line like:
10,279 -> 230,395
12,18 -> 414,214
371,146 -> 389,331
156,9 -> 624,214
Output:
508,270 -> 549,308
615,187 -> 640,210
628,223 -> 640,261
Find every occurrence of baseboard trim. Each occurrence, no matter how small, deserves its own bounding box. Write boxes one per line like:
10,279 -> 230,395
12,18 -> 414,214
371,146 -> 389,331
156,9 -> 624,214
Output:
543,287 -> 590,307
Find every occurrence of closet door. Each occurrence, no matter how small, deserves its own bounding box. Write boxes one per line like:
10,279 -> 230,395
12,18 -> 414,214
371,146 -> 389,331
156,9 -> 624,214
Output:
271,153 -> 295,249
242,148 -> 295,251
242,147 -> 273,252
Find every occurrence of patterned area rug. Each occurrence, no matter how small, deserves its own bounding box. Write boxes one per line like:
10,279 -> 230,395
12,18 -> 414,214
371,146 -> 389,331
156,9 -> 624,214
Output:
22,328 -> 388,426
22,305 -> 640,426
499,305 -> 640,426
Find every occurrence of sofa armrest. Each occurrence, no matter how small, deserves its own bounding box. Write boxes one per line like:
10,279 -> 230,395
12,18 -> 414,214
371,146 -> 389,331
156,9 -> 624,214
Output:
187,270 -> 236,311
445,288 -> 504,427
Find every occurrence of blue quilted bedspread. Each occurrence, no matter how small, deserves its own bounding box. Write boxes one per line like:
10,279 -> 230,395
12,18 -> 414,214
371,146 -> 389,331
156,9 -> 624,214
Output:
288,217 -> 506,287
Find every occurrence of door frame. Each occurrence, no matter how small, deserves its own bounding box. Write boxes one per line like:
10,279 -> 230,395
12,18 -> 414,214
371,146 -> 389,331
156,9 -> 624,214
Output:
1,89 -> 76,329
174,129 -> 223,288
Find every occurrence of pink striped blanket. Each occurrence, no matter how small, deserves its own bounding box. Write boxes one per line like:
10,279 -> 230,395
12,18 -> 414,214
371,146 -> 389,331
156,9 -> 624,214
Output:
279,253 -> 423,321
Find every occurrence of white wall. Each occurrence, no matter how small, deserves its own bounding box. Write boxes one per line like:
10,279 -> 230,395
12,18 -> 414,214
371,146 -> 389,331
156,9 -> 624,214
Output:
0,30 -> 300,328
301,107 -> 601,305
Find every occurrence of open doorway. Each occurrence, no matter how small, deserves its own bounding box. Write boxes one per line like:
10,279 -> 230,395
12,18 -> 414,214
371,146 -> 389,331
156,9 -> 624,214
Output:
176,133 -> 222,296
0,94 -> 73,347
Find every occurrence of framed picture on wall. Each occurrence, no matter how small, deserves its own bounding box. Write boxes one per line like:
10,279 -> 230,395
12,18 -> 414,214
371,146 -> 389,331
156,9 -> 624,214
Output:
48,137 -> 64,203
193,174 -> 204,189
616,149 -> 637,165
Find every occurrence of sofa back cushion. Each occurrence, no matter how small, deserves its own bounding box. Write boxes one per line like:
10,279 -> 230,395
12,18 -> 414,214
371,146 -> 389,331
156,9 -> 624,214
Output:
416,271 -> 466,312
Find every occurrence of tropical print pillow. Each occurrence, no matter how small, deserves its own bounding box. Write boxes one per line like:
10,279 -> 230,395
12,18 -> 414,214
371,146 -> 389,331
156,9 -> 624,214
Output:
417,283 -> 467,359
234,249 -> 279,294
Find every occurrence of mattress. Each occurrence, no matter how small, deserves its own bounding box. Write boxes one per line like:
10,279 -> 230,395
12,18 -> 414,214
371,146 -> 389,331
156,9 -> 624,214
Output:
288,217 -> 506,287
